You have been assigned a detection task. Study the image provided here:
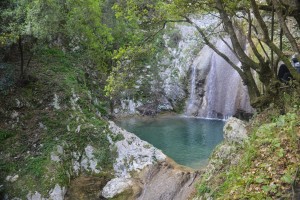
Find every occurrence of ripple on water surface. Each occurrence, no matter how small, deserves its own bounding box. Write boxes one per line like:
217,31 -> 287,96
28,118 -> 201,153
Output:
116,116 -> 225,169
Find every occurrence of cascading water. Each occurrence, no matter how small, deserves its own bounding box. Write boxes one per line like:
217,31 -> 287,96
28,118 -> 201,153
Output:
184,45 -> 213,116
185,38 -> 253,119
185,61 -> 197,115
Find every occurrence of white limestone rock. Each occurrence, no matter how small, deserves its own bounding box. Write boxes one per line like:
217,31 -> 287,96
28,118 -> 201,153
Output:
5,175 -> 19,182
11,111 -> 19,119
26,185 -> 65,200
108,121 -> 166,178
101,178 -> 133,199
49,184 -> 66,200
52,94 -> 61,110
70,88 -> 81,111
26,192 -> 45,200
50,145 -> 64,162
223,117 -> 248,144
102,121 -> 167,199
72,145 -> 101,174
50,152 -> 60,162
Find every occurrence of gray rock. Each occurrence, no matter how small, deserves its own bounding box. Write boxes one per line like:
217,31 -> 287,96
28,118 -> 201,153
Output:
108,121 -> 166,178
101,178 -> 133,199
26,192 -> 45,200
49,184 -> 66,200
39,122 -> 47,130
52,94 -> 61,110
11,111 -> 19,119
51,152 -> 60,162
5,175 -> 19,182
223,117 -> 248,144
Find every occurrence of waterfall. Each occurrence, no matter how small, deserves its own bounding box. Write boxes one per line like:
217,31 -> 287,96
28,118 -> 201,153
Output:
184,45 -> 213,116
185,61 -> 197,115
185,38 -> 253,119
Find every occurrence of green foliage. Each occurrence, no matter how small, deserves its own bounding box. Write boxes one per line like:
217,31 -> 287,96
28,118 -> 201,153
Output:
65,0 -> 113,72
197,108 -> 300,199
105,41 -> 162,100
0,129 -> 16,142
0,48 -> 115,198
198,183 -> 211,194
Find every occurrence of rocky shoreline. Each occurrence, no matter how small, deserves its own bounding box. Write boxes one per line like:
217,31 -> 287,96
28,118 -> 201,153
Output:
102,121 -> 199,200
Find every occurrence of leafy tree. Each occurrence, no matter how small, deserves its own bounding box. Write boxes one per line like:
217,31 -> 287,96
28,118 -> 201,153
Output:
1,0 -> 116,79
107,0 -> 300,109
0,0 -> 32,79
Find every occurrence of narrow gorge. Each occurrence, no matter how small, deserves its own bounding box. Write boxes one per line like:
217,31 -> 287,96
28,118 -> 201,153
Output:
1,0 -> 300,199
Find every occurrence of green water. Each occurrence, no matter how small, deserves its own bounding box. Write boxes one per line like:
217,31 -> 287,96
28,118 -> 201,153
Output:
116,116 -> 225,169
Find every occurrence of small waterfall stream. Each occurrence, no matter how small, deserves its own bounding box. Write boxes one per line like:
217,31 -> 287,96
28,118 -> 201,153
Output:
185,38 -> 253,119
185,60 -> 197,115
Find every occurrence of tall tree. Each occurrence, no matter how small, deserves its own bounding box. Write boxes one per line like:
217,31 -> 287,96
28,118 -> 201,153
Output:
1,0 -> 115,79
107,0 -> 300,109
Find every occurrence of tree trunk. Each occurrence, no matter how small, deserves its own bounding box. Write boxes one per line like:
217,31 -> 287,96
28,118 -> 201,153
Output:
251,0 -> 300,81
272,0 -> 300,54
18,35 -> 24,79
215,0 -> 260,71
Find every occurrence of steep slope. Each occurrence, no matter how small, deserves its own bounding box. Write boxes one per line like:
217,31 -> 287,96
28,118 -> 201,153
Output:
0,49 -> 115,198
195,104 -> 300,199
0,48 -> 199,199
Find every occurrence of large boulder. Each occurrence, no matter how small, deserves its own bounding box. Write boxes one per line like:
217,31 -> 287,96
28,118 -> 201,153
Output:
107,121 -> 166,178
101,178 -> 134,199
223,117 -> 248,145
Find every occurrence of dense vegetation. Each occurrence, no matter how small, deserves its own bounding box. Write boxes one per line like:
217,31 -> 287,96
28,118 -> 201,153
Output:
1,0 -> 300,108
197,97 -> 300,199
1,0 -> 300,199
0,48 -> 118,198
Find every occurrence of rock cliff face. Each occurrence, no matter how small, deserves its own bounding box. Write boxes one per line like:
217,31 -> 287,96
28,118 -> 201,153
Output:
113,15 -> 253,119
102,121 -> 199,200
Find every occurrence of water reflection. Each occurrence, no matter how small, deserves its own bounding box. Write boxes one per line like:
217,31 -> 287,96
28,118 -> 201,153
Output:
116,116 -> 224,169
